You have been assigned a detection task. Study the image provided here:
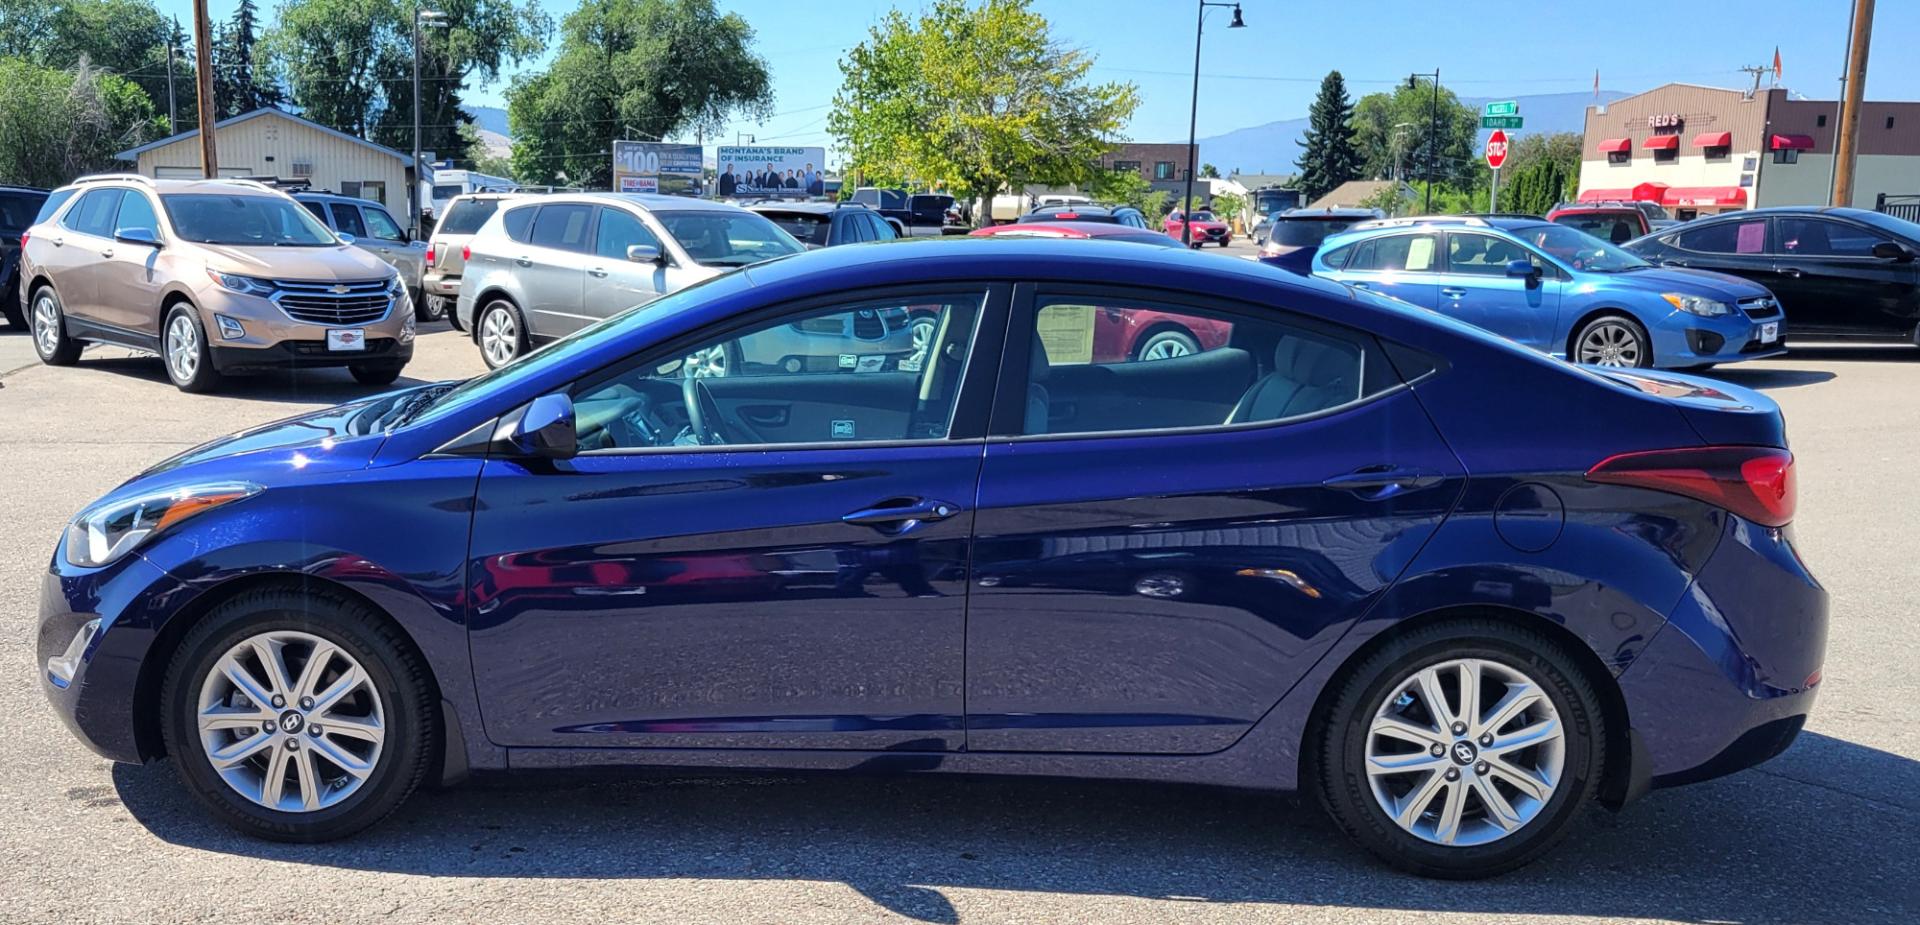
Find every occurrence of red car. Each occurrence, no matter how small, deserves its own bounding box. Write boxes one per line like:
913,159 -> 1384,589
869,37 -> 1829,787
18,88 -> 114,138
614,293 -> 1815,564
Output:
969,221 -> 1182,247
1545,201 -> 1674,244
1164,209 -> 1232,247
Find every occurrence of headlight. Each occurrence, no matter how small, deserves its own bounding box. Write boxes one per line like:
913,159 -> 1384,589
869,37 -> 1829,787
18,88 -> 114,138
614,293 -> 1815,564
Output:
64,482 -> 261,568
205,268 -> 274,295
1662,293 -> 1732,317
387,273 -> 405,297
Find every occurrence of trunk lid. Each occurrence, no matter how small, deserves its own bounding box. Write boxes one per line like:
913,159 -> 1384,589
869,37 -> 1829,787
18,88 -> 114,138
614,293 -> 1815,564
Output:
1594,368 -> 1786,448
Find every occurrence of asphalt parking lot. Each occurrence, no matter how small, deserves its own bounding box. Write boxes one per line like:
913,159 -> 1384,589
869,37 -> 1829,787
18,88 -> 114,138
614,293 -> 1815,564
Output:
2,321 -> 1916,925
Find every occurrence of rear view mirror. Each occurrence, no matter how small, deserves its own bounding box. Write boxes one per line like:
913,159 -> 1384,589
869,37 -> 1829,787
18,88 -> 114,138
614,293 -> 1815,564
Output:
1872,240 -> 1915,263
114,227 -> 159,247
336,232 -> 357,246
492,392 -> 577,460
627,244 -> 664,264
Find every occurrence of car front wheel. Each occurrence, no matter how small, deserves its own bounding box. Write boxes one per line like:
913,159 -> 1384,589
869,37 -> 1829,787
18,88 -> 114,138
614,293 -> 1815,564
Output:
1314,619 -> 1604,878
163,305 -> 224,392
159,588 -> 433,842
1573,315 -> 1652,368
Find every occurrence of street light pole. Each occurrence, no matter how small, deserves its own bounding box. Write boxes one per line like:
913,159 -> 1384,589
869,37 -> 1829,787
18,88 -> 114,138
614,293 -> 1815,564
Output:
412,7 -> 447,239
1183,1 -> 1243,247
1408,70 -> 1441,213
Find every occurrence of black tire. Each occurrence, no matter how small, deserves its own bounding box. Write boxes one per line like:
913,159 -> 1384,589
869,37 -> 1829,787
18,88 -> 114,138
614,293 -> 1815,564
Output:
474,298 -> 528,370
445,298 -> 466,333
29,285 -> 83,365
1,293 -> 23,329
1570,314 -> 1653,369
349,362 -> 405,386
158,587 -> 434,842
161,303 -> 224,393
411,288 -> 444,323
1313,619 -> 1606,879
1675,363 -> 1717,373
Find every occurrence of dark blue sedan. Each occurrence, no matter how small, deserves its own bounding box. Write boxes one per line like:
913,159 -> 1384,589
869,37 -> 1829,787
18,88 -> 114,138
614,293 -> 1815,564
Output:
38,240 -> 1824,876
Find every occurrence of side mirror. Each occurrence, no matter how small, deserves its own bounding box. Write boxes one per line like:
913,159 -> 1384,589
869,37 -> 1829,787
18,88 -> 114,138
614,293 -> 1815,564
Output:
114,227 -> 160,247
627,244 -> 665,265
492,392 -> 577,460
1505,258 -> 1541,279
336,232 -> 358,246
1872,240 -> 1916,263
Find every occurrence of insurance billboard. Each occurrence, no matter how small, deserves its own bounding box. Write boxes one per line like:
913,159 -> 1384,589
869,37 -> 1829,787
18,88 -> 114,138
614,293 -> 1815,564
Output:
714,145 -> 828,199
611,141 -> 704,196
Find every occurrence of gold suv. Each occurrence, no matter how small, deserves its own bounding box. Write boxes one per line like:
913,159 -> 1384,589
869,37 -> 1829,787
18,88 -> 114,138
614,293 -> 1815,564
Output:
18,175 -> 415,392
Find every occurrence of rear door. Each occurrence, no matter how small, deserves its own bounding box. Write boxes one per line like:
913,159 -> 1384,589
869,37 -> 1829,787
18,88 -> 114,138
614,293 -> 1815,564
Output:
584,206 -> 668,319
1658,216 -> 1775,286
1435,230 -> 1561,350
521,203 -> 597,339
47,188 -> 125,323
965,285 -> 1465,754
1338,232 -> 1441,308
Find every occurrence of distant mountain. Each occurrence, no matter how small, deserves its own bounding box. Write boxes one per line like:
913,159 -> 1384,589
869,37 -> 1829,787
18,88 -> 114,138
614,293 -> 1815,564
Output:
462,105 -> 510,138
1196,90 -> 1633,176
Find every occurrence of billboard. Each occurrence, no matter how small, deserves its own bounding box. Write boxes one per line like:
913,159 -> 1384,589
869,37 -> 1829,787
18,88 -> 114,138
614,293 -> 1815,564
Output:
612,141 -> 703,196
715,145 -> 829,199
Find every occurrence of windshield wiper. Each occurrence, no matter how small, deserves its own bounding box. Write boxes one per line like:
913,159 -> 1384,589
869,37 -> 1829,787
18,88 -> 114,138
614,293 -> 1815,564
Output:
383,383 -> 458,429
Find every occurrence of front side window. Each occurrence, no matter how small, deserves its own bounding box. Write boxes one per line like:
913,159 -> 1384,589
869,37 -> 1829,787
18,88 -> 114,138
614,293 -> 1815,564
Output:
113,191 -> 160,237
1446,232 -> 1541,275
1676,219 -> 1768,255
1018,295 -> 1392,437
530,203 -> 593,252
161,194 -> 334,246
652,209 -> 803,268
570,292 -> 985,450
1346,233 -> 1439,273
1777,217 -> 1892,257
64,189 -> 124,237
329,202 -> 368,238
363,207 -> 406,242
1512,223 -> 1647,272
868,213 -> 897,240
594,207 -> 663,259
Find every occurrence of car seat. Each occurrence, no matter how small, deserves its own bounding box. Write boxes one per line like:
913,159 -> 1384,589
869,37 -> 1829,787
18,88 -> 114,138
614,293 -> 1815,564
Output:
1610,221 -> 1633,244
1227,331 -> 1361,424
1024,334 -> 1051,434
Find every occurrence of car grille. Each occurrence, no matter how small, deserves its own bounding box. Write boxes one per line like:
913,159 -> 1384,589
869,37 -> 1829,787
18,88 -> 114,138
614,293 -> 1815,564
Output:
1739,297 -> 1782,320
273,279 -> 393,325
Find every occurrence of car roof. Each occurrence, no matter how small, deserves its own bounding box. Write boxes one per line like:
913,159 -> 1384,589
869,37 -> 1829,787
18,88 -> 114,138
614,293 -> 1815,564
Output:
1353,215 -> 1551,233
747,202 -> 860,215
525,193 -> 751,214
976,221 -> 1164,239
293,190 -> 383,207
56,175 -> 292,197
0,185 -> 48,195
1278,208 -> 1379,219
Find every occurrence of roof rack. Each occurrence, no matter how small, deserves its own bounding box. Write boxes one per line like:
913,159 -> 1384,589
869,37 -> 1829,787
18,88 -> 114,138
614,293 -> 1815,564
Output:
1356,215 -> 1489,229
70,173 -> 154,187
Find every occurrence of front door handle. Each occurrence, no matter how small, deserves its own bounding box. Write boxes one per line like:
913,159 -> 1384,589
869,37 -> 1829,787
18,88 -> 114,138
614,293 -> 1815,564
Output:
588,267 -> 609,278
1350,281 -> 1371,290
842,497 -> 961,533
515,256 -> 533,267
1440,287 -> 1467,298
1778,266 -> 1804,278
1323,466 -> 1444,499
100,248 -> 113,258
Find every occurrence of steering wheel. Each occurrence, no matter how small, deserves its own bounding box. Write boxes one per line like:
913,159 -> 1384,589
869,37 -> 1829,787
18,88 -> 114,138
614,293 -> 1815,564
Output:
681,373 -> 728,445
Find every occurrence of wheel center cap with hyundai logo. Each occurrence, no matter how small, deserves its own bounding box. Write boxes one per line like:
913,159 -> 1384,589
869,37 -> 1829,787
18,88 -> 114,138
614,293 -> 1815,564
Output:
279,711 -> 305,734
1451,741 -> 1477,765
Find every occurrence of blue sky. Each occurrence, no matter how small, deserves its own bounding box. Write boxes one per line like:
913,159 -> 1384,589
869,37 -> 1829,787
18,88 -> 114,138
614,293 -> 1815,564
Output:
153,0 -> 1918,153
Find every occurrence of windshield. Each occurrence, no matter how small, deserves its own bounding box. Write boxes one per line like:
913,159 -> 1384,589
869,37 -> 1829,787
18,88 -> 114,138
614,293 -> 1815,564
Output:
1269,217 -> 1360,247
162,194 -> 336,246
431,184 -> 463,200
1254,190 -> 1301,213
1188,211 -> 1217,222
1511,223 -> 1649,272
760,211 -> 830,246
653,210 -> 803,267
1855,209 -> 1920,242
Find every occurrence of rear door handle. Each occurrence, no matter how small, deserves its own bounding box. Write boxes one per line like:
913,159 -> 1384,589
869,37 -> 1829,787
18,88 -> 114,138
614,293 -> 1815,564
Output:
1350,282 -> 1371,290
1323,466 -> 1444,498
515,256 -> 533,267
842,497 -> 961,533
1778,266 -> 1804,278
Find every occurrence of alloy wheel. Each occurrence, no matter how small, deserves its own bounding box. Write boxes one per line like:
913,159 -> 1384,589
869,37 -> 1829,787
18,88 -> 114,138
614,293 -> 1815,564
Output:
683,345 -> 729,378
167,314 -> 200,381
1576,321 -> 1643,367
195,630 -> 386,813
906,316 -> 938,370
1140,334 -> 1195,361
33,294 -> 60,357
1363,657 -> 1565,847
480,306 -> 518,367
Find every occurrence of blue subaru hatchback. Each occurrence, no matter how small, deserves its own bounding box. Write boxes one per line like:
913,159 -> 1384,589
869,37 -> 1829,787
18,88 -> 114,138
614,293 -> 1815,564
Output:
39,240 -> 1824,877
1313,216 -> 1786,369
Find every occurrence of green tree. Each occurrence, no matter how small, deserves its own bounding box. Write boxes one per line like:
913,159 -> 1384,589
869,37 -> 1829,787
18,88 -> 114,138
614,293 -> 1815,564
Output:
0,56 -> 165,187
1,0 -> 177,118
1351,80 -> 1477,187
1294,70 -> 1360,203
829,0 -> 1138,226
1199,162 -> 1219,179
506,0 -> 765,187
214,0 -> 283,119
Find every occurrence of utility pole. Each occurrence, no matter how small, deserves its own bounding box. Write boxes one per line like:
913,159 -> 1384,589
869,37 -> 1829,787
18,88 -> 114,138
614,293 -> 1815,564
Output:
1827,2 -> 1857,203
412,8 -> 447,239
164,40 -> 178,134
191,0 -> 217,177
1833,0 -> 1875,207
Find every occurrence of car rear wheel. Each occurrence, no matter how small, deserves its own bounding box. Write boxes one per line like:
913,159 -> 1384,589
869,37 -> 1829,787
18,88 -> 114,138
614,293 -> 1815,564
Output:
1573,315 -> 1652,368
163,305 -> 224,392
411,289 -> 444,323
1314,619 -> 1604,878
159,588 -> 433,842
1135,328 -> 1200,361
476,299 -> 526,369
30,286 -> 83,365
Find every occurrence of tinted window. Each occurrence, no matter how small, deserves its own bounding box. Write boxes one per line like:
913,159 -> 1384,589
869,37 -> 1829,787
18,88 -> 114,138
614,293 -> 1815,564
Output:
530,203 -> 593,252
65,189 -> 123,236
1676,219 -> 1767,255
843,213 -> 871,243
501,205 -> 536,243
113,191 -> 160,237
1019,296 -> 1392,436
593,207 -> 661,259
868,213 -> 897,240
1269,217 -> 1361,247
299,200 -> 328,224
571,292 -> 985,450
1346,234 -> 1439,272
761,211 -> 830,246
363,207 -> 406,242
0,190 -> 47,234
439,198 -> 502,235
1446,232 -> 1538,275
1777,217 -> 1893,257
162,194 -> 335,246
1319,243 -> 1355,269
32,188 -> 76,227
330,202 -> 367,237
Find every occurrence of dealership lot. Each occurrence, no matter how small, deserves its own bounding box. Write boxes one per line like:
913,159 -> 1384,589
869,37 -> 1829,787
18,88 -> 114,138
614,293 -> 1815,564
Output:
2,324 -> 1916,924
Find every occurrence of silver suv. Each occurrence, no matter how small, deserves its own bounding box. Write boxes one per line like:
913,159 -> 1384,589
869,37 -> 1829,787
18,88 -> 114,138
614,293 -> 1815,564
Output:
293,190 -> 430,320
456,194 -> 803,368
422,192 -> 524,331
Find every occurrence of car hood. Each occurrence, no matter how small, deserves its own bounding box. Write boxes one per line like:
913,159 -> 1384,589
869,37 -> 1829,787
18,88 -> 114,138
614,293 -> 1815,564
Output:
130,384 -> 449,489
1597,266 -> 1771,301
199,242 -> 395,282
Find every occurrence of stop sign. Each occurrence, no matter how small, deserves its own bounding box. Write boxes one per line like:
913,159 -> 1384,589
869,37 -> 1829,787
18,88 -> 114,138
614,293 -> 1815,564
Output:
1486,129 -> 1510,169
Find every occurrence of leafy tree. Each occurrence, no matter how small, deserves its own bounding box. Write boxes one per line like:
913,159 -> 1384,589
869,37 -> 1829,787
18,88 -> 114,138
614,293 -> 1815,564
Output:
1499,158 -> 1573,216
1,0 -> 177,118
1294,70 -> 1359,203
1350,80 -> 1477,187
214,0 -> 283,119
829,0 -> 1138,226
506,0 -> 766,187
1199,162 -> 1219,179
0,56 -> 164,187
1357,182 -> 1408,217
1090,167 -> 1167,219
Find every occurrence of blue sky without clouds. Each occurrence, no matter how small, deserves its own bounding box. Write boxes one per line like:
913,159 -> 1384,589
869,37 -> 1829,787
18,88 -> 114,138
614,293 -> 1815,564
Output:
150,0 -> 1919,152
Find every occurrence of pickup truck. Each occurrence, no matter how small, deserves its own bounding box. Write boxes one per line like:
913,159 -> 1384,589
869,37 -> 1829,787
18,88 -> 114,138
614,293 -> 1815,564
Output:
848,187 -> 963,236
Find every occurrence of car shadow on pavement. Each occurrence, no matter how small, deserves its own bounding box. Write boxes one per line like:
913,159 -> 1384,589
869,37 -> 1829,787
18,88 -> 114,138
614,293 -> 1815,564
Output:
109,730 -> 1918,924
1710,367 -> 1837,390
66,352 -> 431,403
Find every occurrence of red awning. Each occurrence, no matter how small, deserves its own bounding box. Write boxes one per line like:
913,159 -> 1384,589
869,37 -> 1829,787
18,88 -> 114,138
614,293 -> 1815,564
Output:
1643,135 -> 1680,150
1597,138 -> 1631,154
1692,131 -> 1732,148
1579,182 -> 1669,204
1771,133 -> 1816,150
1660,186 -> 1748,207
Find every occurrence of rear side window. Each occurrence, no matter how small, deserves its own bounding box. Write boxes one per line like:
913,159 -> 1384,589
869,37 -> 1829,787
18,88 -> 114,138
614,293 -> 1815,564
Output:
299,201 -> 328,224
1319,243 -> 1355,269
64,189 -> 124,237
439,199 -> 501,235
33,188 -> 76,227
1676,219 -> 1767,255
1346,233 -> 1439,272
531,203 -> 593,252
501,205 -> 536,243
842,213 -> 871,243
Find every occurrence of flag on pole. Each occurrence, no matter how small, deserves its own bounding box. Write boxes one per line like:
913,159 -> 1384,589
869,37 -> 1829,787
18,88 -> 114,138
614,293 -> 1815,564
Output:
1773,46 -> 1783,83
1593,69 -> 1600,100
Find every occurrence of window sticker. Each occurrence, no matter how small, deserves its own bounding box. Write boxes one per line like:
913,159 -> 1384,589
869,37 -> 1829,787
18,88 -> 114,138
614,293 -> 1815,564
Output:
831,420 -> 856,438
1736,222 -> 1765,254
855,355 -> 886,373
1405,236 -> 1436,271
1036,305 -> 1095,365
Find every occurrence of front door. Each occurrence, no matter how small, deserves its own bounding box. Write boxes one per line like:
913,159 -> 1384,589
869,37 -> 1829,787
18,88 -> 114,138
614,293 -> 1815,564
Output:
583,206 -> 667,320
96,189 -> 166,334
1437,231 -> 1561,350
1661,216 -> 1776,289
966,287 -> 1464,754
1773,214 -> 1920,338
466,286 -> 1003,751
46,188 -> 125,325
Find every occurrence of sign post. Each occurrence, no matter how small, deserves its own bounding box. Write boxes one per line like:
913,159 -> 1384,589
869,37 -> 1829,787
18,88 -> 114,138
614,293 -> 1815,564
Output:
1485,128 -> 1510,213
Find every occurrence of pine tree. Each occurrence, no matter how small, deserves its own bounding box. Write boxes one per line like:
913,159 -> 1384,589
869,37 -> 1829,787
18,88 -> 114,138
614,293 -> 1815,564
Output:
214,0 -> 282,119
1295,70 -> 1361,203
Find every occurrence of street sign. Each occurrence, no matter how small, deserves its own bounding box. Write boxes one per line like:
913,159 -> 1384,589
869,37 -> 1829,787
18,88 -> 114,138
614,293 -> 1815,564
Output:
1484,100 -> 1518,116
1485,129 -> 1510,169
1480,114 -> 1524,129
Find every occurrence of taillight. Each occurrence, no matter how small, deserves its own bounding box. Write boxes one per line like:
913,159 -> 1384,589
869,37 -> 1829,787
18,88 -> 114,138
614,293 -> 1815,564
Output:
18,230 -> 28,248
1586,446 -> 1795,527
1056,212 -> 1080,220
461,244 -> 471,261
424,244 -> 436,268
